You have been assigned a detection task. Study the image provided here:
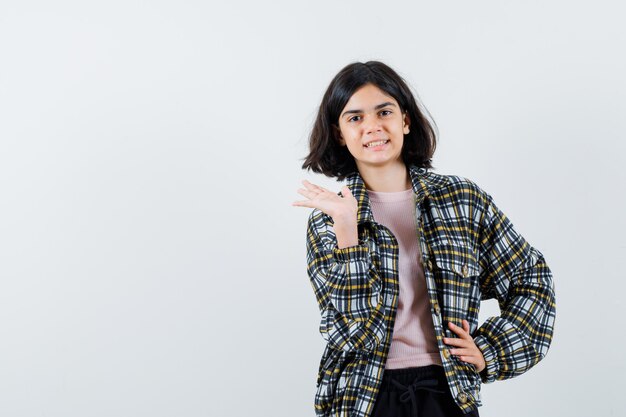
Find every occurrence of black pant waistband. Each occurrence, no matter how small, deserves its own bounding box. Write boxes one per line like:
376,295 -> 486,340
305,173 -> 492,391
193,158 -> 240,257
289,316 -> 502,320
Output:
378,365 -> 447,392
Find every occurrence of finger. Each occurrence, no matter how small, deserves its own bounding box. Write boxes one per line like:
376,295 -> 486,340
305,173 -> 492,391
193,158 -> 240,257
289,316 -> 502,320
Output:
291,200 -> 313,207
462,319 -> 470,333
302,180 -> 326,192
457,356 -> 479,366
296,188 -> 319,199
448,322 -> 471,340
450,348 -> 474,356
298,185 -> 335,200
453,348 -> 484,366
442,337 -> 468,347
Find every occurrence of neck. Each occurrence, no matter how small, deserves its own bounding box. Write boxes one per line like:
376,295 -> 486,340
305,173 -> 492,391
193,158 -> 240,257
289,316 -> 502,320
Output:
357,161 -> 411,192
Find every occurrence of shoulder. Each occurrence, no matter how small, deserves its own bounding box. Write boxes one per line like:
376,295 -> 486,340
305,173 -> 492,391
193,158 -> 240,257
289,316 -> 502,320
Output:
429,172 -> 492,206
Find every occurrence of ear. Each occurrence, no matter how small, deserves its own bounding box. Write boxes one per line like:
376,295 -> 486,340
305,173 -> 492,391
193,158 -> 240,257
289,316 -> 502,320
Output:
403,112 -> 411,135
332,124 -> 345,146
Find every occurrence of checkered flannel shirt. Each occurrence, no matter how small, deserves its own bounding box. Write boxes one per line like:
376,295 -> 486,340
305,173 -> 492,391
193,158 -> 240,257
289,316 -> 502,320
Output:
305,164 -> 556,417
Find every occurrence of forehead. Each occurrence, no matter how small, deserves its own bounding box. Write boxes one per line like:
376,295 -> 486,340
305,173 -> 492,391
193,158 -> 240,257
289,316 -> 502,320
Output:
343,84 -> 397,109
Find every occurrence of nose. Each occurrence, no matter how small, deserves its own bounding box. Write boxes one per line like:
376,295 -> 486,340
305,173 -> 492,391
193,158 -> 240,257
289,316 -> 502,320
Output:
363,115 -> 383,135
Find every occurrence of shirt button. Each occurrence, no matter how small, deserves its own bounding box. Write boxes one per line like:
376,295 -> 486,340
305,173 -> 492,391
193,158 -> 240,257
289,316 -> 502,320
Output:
457,392 -> 468,403
462,264 -> 469,277
442,348 -> 450,359
433,302 -> 441,316
426,258 -> 433,271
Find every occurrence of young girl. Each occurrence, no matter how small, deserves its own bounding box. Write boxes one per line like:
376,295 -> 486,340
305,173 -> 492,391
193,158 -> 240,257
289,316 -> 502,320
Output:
292,61 -> 556,417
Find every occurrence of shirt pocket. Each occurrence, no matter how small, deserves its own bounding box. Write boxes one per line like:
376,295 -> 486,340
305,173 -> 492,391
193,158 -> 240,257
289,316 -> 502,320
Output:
430,241 -> 481,333
430,241 -> 483,391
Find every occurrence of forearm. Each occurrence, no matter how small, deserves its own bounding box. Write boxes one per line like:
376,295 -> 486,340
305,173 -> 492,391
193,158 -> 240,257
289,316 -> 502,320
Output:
473,182 -> 556,383
307,210 -> 385,352
311,256 -> 385,352
474,250 -> 556,383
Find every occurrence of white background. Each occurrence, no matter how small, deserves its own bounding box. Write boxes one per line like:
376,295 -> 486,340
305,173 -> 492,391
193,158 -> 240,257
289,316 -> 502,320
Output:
1,1 -> 624,416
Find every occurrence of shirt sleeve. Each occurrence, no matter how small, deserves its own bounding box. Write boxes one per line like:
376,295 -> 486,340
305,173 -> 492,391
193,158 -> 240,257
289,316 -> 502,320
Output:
305,209 -> 387,353
471,188 -> 557,384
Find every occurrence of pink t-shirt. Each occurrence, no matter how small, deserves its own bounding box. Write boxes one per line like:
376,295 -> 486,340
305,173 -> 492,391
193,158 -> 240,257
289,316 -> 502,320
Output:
367,187 -> 443,369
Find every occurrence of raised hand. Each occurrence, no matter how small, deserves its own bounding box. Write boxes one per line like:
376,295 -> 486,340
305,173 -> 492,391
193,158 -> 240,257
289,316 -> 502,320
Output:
292,179 -> 357,222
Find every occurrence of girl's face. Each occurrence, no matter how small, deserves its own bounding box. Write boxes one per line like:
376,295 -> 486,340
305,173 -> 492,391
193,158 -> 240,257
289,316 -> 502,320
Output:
333,83 -> 410,171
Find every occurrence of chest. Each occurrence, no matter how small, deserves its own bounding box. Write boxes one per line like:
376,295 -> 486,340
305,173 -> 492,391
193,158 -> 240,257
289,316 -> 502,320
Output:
361,203 -> 483,334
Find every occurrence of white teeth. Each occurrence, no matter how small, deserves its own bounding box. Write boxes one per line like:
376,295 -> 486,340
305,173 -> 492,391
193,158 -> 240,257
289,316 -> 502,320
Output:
365,140 -> 388,148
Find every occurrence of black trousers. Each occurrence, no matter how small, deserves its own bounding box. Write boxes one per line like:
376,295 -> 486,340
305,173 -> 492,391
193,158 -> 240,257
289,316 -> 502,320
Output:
370,365 -> 480,417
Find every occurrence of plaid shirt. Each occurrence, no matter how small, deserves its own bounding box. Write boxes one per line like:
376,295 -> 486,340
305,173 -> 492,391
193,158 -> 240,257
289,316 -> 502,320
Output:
305,164 -> 556,416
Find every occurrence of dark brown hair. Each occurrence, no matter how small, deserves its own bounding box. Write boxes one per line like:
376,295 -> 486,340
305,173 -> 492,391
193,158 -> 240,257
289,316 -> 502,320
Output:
301,61 -> 437,181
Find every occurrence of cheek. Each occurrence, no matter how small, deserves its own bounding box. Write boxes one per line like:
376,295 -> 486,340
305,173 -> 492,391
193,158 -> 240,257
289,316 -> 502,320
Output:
350,141 -> 364,152
343,129 -> 361,144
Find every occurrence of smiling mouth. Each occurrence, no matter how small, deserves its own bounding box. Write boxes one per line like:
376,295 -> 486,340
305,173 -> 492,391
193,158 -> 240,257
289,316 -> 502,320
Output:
364,139 -> 390,148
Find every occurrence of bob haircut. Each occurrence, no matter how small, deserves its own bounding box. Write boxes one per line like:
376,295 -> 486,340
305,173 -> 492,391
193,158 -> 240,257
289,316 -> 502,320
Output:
301,61 -> 437,181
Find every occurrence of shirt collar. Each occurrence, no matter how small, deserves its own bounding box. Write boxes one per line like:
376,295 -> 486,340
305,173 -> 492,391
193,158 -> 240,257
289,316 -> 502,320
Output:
343,164 -> 449,226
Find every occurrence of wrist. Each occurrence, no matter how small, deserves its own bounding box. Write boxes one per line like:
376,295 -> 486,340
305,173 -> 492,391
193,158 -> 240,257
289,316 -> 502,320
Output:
332,210 -> 357,226
332,216 -> 359,249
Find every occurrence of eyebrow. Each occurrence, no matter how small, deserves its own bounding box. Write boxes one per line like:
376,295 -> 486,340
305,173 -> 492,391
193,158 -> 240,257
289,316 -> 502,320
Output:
340,102 -> 397,119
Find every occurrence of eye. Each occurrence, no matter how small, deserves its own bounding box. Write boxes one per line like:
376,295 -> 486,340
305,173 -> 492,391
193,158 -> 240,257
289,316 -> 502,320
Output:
348,115 -> 361,122
380,110 -> 392,116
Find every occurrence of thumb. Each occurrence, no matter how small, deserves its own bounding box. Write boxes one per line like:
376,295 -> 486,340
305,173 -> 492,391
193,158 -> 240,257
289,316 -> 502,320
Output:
340,185 -> 352,197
